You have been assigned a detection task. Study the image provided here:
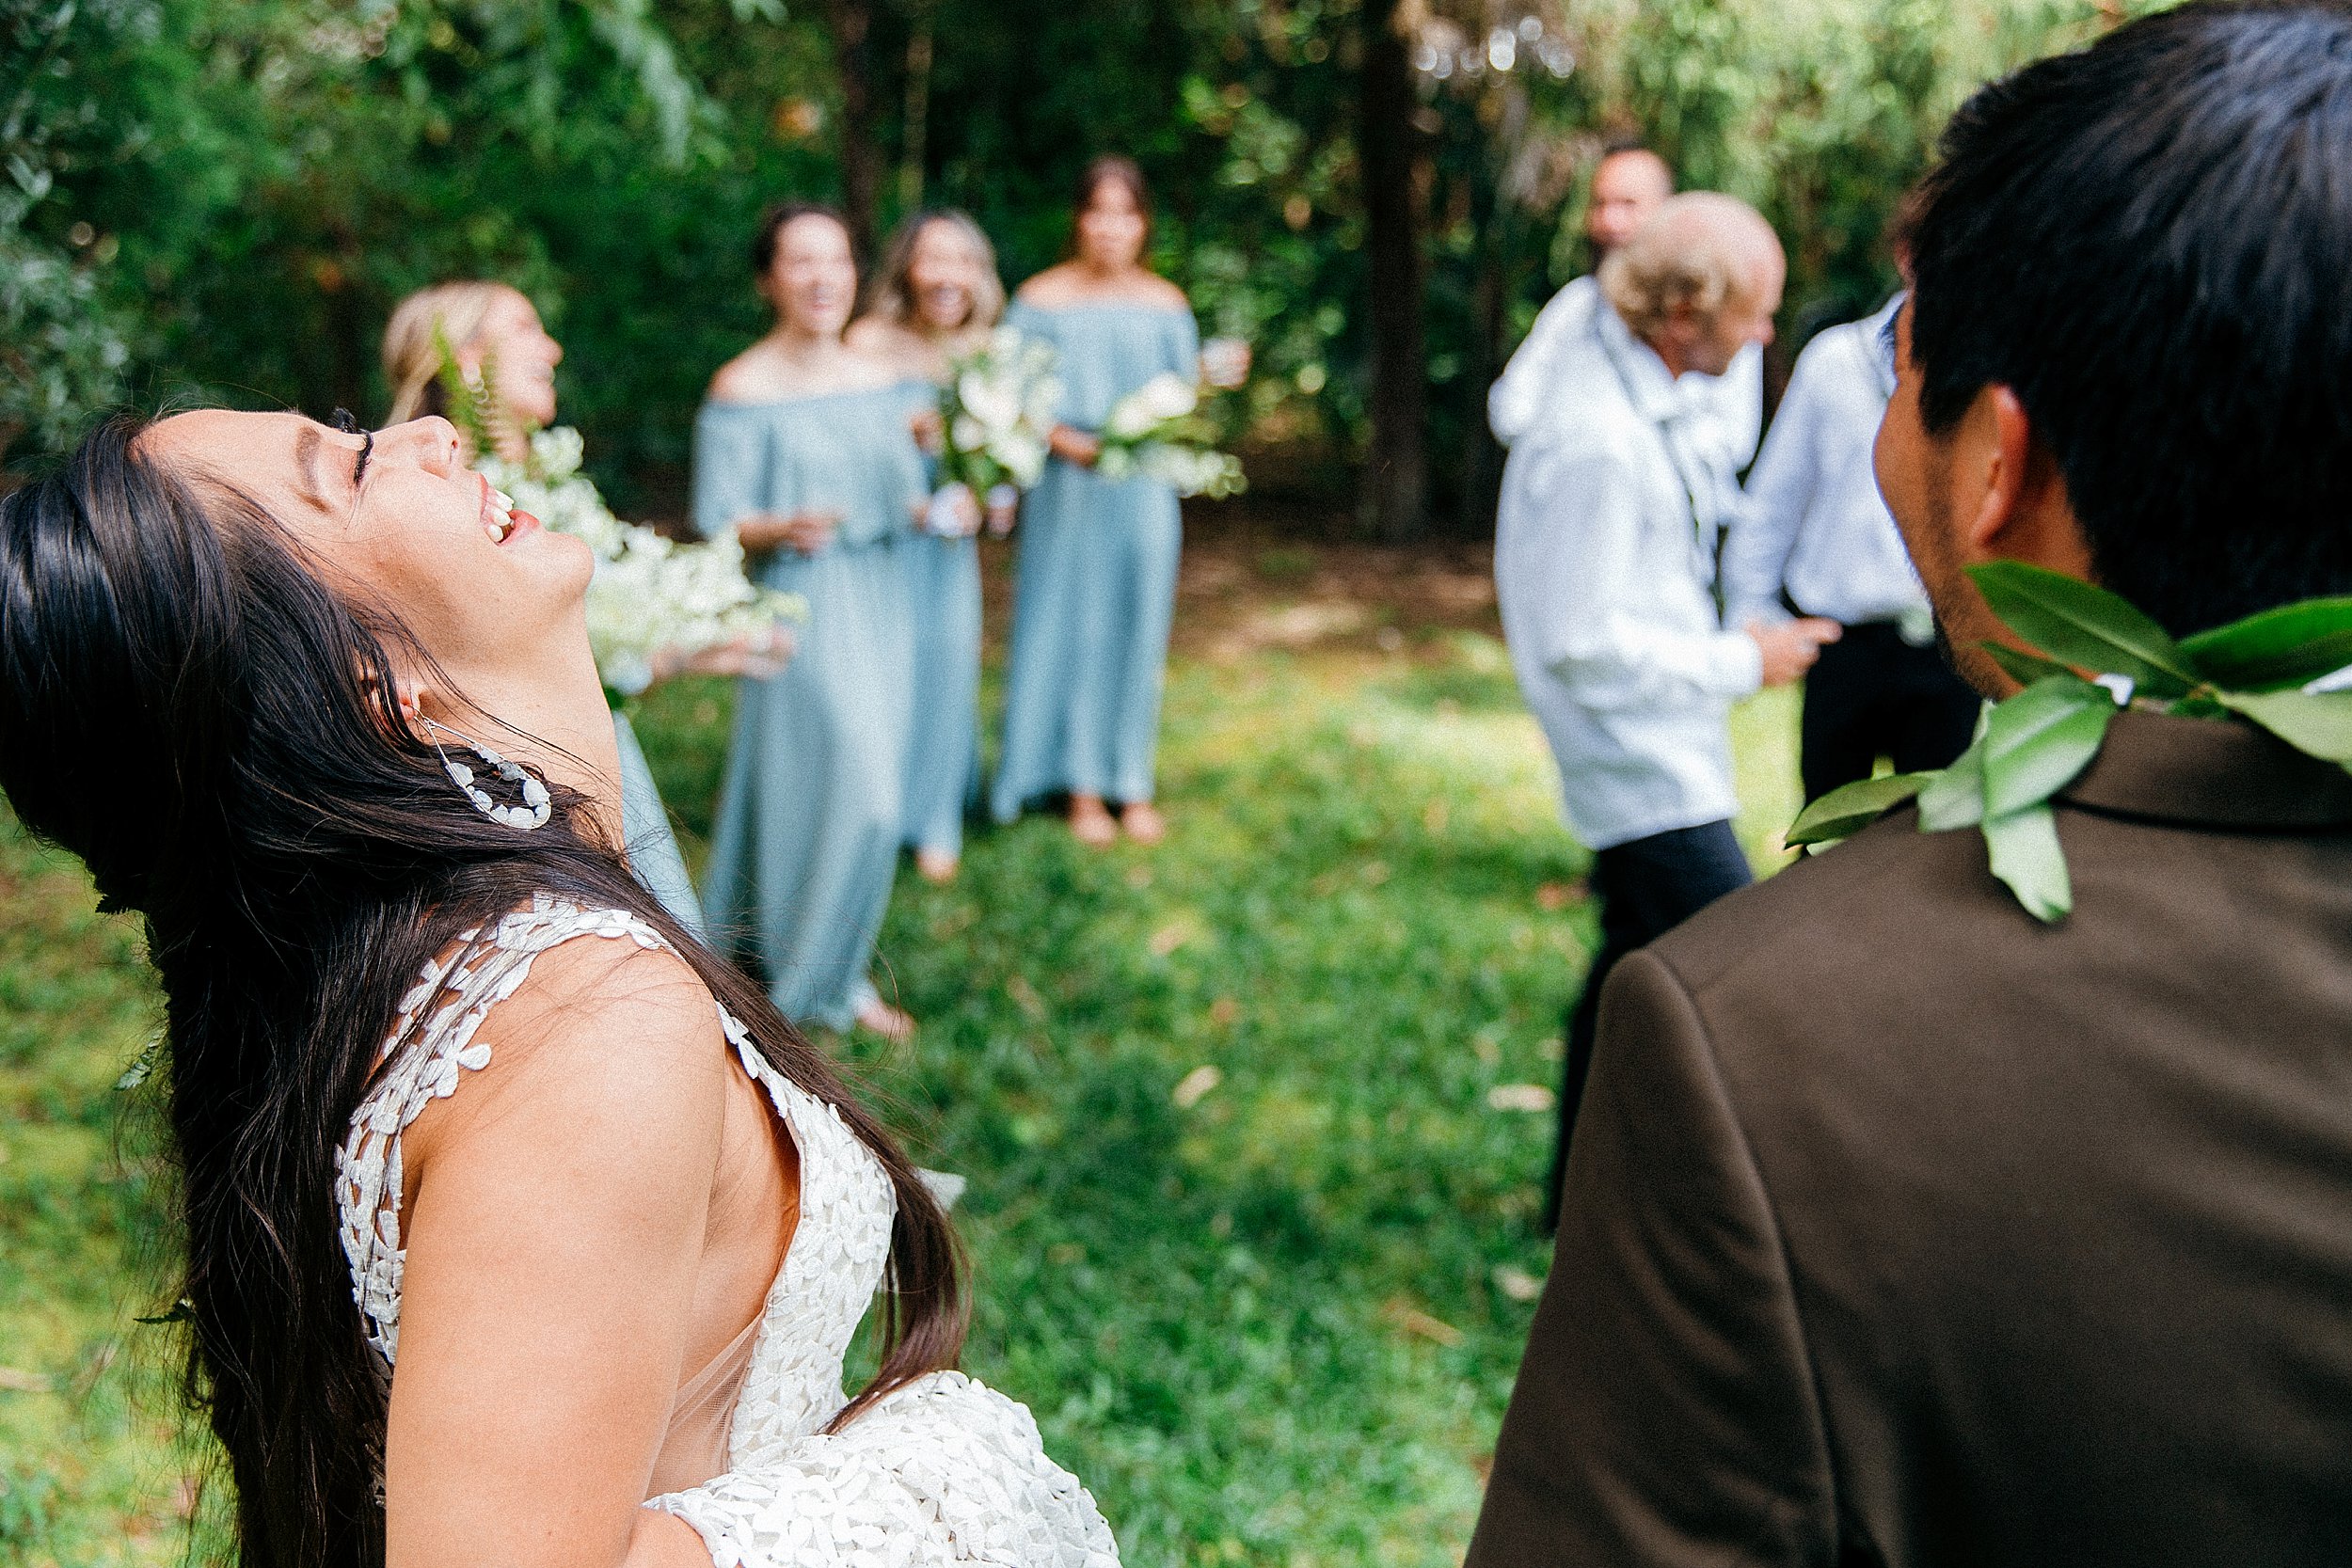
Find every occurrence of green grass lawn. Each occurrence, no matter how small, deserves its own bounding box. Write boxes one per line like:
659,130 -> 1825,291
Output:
0,574 -> 1800,1566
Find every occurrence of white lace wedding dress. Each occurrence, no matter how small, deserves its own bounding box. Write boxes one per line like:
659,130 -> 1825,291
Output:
334,896 -> 1121,1566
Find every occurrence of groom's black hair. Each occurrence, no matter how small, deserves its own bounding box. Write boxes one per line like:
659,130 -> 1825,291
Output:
1906,0 -> 2352,635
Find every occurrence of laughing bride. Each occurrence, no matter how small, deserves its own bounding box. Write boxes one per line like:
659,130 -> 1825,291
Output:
0,410 -> 1119,1567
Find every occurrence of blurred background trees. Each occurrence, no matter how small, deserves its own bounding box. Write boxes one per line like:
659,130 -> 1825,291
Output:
5,0 -> 2165,530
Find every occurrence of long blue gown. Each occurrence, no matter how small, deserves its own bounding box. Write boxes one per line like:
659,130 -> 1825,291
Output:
991,300 -> 1200,820
692,385 -> 929,1029
613,709 -> 705,938
902,404 -> 983,861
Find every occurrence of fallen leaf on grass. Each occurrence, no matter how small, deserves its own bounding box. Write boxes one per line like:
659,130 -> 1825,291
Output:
1208,996 -> 1240,1026
1172,1065 -> 1223,1108
1487,1083 -> 1556,1113
1535,879 -> 1583,911
1493,1265 -> 1544,1303
1005,974 -> 1046,1020
1380,1298 -> 1465,1346
0,1367 -> 55,1393
1149,921 -> 1191,957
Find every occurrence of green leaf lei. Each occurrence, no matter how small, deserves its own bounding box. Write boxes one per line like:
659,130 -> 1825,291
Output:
1788,562 -> 2352,922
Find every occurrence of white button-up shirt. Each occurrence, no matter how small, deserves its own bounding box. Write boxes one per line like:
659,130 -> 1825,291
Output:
1720,294 -> 1931,630
1495,295 -> 1763,851
1489,274 -> 1765,480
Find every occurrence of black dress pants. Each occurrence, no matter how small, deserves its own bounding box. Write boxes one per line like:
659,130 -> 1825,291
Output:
1545,817 -> 1752,1229
1800,619 -> 1980,802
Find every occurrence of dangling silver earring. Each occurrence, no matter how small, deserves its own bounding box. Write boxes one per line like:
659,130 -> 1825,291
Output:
420,717 -> 551,831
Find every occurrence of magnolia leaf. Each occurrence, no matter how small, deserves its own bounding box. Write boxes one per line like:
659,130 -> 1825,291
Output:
1979,675 -> 2116,818
2217,689 -> 2352,767
1979,641 -> 2077,689
1787,772 -> 1934,847
1966,562 -> 2197,696
1983,802 -> 2071,922
2178,597 -> 2352,692
1915,738 -> 1987,832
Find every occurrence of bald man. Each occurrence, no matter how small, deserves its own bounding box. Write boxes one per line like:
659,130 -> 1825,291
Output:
1493,194 -> 1838,1227
1490,142 -> 1766,482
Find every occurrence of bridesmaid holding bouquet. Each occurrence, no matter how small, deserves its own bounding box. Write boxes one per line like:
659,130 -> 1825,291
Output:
848,211 -> 1008,883
991,155 -> 1248,845
695,203 -> 930,1039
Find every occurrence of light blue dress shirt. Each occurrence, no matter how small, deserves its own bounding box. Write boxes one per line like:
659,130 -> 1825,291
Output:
691,383 -> 929,1029
1720,294 -> 1931,633
1495,296 -> 1763,851
991,300 -> 1200,819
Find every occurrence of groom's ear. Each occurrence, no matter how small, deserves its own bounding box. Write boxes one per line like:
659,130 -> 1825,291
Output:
1963,387 -> 2095,582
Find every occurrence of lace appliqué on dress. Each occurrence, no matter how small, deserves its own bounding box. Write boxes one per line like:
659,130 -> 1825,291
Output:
334,895 -> 668,1364
332,895 -> 1122,1566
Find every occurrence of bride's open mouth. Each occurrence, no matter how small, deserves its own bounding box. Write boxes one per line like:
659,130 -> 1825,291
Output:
479,474 -> 541,545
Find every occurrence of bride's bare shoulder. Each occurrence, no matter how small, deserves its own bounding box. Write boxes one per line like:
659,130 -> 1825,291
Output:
402,930 -> 730,1180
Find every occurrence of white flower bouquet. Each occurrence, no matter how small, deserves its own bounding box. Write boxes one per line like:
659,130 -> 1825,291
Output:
479,427 -> 804,702
939,326 -> 1060,497
1093,372 -> 1246,499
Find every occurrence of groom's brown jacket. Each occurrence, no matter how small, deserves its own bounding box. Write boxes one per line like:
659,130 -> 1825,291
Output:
1468,709 -> 2352,1568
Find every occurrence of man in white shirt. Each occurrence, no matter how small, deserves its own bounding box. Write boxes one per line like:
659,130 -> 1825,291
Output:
1720,293 -> 1979,800
1490,140 -> 1764,484
1494,194 -> 1840,1226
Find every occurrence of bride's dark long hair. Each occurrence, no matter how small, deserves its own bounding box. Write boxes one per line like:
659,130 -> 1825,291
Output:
0,415 -> 965,1566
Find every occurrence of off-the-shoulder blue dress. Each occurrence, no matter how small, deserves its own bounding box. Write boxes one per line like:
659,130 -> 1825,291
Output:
990,300 -> 1200,821
902,390 -> 983,862
691,384 -> 929,1029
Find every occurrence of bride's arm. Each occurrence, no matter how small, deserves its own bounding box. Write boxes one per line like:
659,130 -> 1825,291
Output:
385,938 -> 730,1568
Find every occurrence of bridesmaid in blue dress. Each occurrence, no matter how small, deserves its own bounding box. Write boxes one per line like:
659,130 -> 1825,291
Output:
694,203 -> 930,1039
991,156 -> 1248,846
847,210 -> 1010,884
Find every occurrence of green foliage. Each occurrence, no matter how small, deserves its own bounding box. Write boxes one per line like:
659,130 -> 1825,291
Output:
1981,800 -> 2068,923
1799,565 -> 2352,922
2216,689 -> 2352,767
1968,561 -> 2197,696
1977,673 -> 2113,818
8,0 -> 2181,515
1784,768 -> 1929,846
2177,597 -> 2352,692
432,325 -> 507,459
0,0 -> 147,451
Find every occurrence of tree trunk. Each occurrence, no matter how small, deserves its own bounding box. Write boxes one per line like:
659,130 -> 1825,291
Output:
824,0 -> 883,260
898,2 -> 933,214
1359,0 -> 1427,543
1462,183 -> 1508,538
